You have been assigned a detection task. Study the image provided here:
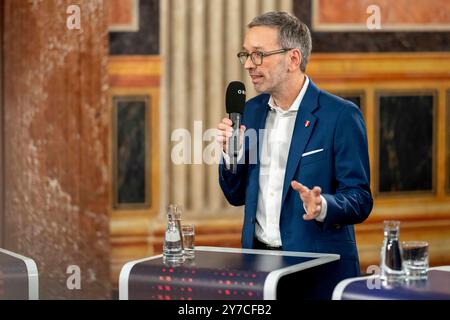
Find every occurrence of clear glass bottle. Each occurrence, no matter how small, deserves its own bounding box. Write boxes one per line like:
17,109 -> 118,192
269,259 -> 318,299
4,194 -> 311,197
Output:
163,204 -> 184,265
380,220 -> 404,284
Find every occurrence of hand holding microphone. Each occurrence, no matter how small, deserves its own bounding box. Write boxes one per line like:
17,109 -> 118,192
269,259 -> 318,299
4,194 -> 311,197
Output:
216,81 -> 246,174
217,118 -> 241,153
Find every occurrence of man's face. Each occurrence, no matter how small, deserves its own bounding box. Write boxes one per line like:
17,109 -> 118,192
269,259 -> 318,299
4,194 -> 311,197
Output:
242,26 -> 289,95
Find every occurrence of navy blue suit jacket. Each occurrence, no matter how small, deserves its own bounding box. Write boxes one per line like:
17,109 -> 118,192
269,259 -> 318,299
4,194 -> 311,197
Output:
219,80 -> 373,281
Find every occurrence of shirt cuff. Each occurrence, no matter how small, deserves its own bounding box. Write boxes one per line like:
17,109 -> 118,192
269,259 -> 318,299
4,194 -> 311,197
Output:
316,195 -> 328,222
302,195 -> 328,222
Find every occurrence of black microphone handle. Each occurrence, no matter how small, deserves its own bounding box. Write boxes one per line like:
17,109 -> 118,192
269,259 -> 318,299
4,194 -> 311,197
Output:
229,113 -> 242,174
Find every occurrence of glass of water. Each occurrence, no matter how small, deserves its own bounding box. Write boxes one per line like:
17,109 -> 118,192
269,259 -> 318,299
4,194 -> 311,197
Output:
182,224 -> 195,260
402,241 -> 429,280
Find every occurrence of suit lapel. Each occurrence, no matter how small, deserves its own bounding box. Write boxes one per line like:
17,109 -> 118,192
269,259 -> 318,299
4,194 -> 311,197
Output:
281,81 -> 320,207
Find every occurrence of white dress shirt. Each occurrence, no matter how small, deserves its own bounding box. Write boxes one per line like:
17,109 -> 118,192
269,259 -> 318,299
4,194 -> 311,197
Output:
223,76 -> 327,247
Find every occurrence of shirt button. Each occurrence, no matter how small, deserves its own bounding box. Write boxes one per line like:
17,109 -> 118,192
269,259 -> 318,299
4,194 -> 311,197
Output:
270,192 -> 275,197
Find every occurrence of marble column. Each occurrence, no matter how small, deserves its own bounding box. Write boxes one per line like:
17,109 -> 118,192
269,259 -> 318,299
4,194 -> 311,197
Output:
3,0 -> 111,299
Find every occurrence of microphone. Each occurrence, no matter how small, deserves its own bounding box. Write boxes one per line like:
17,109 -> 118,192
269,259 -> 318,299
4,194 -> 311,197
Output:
225,81 -> 246,174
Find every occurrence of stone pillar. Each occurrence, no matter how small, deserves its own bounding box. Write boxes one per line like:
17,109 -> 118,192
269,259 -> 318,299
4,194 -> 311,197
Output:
3,0 -> 111,299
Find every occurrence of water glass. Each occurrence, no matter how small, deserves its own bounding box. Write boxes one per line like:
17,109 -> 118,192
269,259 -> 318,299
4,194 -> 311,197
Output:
402,241 -> 429,280
182,224 -> 195,260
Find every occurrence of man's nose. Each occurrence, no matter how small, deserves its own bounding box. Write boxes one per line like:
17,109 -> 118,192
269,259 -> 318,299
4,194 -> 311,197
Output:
244,56 -> 256,70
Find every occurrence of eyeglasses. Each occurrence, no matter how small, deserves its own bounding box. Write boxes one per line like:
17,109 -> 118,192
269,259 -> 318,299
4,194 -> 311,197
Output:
237,48 -> 293,66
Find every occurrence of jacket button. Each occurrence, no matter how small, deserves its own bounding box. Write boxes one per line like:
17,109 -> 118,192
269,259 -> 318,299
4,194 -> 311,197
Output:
333,224 -> 341,230
250,218 -> 256,224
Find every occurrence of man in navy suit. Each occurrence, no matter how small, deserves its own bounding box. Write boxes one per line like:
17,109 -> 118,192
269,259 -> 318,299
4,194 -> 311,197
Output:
216,12 -> 373,285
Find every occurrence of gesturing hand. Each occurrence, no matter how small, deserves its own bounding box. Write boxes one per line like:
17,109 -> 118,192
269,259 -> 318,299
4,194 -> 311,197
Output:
291,181 -> 322,221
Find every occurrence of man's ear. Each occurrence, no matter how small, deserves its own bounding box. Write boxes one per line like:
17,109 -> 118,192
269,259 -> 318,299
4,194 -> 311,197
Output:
289,49 -> 302,72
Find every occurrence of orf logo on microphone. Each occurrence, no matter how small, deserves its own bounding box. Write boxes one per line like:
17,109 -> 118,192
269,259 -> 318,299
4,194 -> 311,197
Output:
238,90 -> 246,95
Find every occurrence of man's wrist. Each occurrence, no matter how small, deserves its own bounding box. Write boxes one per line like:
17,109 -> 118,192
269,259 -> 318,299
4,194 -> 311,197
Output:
302,195 -> 327,222
315,195 -> 327,222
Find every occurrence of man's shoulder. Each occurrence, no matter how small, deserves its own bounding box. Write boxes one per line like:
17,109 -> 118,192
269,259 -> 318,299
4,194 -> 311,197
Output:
317,88 -> 360,115
245,93 -> 270,110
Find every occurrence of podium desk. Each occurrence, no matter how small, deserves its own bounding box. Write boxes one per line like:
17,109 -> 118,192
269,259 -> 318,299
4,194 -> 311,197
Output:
0,248 -> 39,300
119,246 -> 340,300
332,267 -> 450,300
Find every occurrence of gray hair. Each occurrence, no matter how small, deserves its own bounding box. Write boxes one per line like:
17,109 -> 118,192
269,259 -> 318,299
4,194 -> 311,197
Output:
248,11 -> 312,72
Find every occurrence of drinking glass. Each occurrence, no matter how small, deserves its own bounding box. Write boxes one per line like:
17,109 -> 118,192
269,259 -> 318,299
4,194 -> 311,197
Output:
402,241 -> 429,280
182,224 -> 195,260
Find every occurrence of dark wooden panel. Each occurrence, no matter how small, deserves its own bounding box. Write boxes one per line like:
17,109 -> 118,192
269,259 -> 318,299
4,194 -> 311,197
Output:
377,93 -> 435,194
113,96 -> 150,208
3,0 -> 110,299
